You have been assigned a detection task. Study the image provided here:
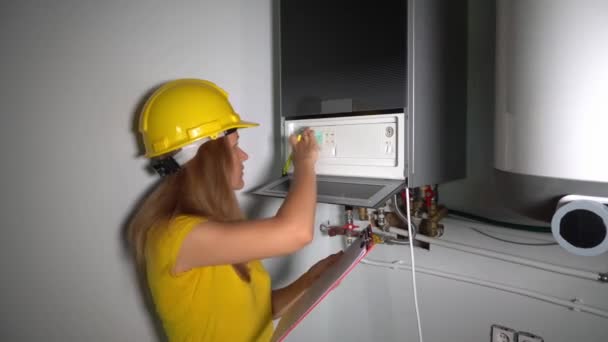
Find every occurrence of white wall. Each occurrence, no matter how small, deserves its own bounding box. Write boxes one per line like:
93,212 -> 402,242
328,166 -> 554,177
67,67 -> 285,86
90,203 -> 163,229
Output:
1,1 -> 607,342
0,1 -> 274,340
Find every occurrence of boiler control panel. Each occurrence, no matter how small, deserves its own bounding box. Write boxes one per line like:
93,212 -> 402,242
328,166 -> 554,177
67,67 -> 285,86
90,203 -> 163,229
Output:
284,113 -> 406,180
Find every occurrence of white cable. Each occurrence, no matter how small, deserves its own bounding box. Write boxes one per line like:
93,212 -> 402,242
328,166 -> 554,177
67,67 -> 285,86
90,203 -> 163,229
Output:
387,226 -> 602,282
406,187 -> 424,342
360,258 -> 608,319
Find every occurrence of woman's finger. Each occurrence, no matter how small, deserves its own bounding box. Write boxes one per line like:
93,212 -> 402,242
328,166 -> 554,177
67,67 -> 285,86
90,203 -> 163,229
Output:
289,134 -> 299,147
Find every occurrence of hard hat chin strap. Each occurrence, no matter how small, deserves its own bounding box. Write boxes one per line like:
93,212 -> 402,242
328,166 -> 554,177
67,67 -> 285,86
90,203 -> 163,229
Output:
151,140 -> 207,177
173,138 -> 210,166
150,157 -> 180,177
151,129 -> 236,177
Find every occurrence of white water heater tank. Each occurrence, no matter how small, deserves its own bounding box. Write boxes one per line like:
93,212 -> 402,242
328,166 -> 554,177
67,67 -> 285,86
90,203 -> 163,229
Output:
495,0 -> 608,183
495,0 -> 608,255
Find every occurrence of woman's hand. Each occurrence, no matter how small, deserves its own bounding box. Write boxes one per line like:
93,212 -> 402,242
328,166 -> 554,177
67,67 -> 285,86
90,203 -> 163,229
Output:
304,251 -> 344,284
289,128 -> 319,170
271,251 -> 345,319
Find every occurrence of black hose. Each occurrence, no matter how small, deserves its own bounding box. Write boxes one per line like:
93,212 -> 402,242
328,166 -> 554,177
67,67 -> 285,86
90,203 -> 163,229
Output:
448,209 -> 552,233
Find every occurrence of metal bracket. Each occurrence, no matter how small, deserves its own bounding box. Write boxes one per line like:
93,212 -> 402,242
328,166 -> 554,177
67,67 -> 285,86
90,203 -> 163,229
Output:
360,226 -> 374,248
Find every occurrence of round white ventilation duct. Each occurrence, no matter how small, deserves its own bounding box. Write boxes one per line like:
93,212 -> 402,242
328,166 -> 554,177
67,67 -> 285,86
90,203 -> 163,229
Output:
551,195 -> 608,256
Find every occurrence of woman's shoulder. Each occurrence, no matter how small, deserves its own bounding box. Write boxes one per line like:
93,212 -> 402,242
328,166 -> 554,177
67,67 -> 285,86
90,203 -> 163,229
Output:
148,215 -> 207,242
145,215 -> 208,262
170,214 -> 207,228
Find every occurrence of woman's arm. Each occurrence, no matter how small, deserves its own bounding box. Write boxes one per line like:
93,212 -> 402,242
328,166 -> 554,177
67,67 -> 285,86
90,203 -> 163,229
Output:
174,129 -> 319,273
271,274 -> 311,320
271,251 -> 343,319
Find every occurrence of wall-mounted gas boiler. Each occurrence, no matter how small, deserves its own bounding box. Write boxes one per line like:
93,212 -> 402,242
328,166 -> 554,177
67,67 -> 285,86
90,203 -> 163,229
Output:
254,0 -> 468,208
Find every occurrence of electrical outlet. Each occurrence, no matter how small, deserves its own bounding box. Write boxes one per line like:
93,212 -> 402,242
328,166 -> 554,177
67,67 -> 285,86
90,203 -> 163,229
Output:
491,324 -> 517,342
516,331 -> 544,342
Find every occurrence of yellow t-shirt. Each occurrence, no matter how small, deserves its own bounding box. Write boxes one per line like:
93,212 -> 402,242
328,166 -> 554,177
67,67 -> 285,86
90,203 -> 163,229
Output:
145,215 -> 274,342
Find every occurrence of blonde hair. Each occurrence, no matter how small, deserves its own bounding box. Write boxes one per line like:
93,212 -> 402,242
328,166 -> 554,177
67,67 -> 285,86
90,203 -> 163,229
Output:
128,136 -> 250,282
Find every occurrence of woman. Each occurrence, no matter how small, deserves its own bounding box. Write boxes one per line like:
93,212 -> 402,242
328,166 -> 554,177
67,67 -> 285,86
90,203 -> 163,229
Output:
128,79 -> 342,341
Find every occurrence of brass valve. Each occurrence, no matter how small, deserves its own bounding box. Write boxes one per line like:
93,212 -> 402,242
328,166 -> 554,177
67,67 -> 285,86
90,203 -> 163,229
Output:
419,204 -> 448,237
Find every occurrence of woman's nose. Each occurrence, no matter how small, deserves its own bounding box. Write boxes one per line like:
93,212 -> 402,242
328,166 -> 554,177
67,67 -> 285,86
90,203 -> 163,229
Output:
239,147 -> 249,161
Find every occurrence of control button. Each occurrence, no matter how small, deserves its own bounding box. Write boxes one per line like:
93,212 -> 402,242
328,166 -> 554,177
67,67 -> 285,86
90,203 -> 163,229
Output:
385,126 -> 395,138
385,142 -> 393,154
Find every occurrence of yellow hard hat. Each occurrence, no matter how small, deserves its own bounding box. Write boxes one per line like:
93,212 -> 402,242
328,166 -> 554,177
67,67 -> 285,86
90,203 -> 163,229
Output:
139,79 -> 258,158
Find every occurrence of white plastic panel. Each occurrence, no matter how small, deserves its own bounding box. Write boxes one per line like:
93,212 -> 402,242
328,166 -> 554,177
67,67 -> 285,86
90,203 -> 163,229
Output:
252,175 -> 406,208
284,113 -> 406,179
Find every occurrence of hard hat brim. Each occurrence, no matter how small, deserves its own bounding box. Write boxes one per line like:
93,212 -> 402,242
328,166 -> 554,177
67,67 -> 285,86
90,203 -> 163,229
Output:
228,120 -> 259,130
143,120 -> 260,158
